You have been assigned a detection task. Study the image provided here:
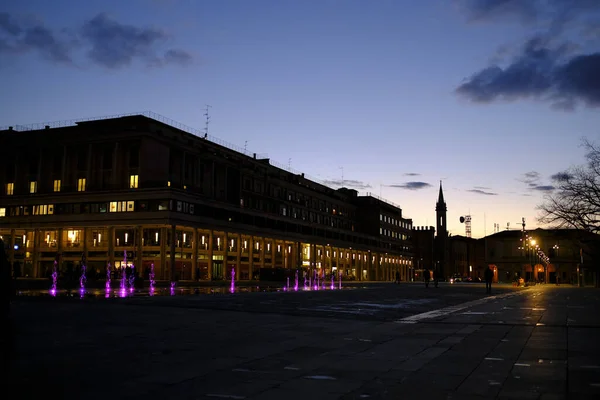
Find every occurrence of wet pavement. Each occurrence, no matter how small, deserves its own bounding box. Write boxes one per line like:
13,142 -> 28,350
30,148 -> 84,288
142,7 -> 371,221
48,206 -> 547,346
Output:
5,283 -> 600,399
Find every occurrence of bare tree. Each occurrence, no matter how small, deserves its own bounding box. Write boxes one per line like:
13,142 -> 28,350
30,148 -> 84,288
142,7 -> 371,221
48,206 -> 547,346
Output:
538,138 -> 600,234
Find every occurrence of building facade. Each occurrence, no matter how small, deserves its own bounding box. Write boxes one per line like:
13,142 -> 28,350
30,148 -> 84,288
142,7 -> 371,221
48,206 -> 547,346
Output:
484,228 -> 599,285
0,113 -> 414,282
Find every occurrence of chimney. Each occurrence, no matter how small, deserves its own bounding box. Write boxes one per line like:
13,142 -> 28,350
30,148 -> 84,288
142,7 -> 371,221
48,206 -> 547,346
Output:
45,125 -> 50,130
253,153 -> 256,159
8,126 -> 13,131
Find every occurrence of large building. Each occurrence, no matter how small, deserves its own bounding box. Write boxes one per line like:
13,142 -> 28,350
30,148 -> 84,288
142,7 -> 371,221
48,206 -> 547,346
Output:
0,113 -> 414,282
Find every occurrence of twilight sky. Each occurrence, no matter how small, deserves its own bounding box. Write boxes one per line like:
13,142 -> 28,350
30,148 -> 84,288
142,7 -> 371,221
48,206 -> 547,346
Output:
1,0 -> 599,238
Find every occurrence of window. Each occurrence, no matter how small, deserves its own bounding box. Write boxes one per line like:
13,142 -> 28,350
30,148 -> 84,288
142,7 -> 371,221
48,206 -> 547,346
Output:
30,181 -> 37,194
129,175 -> 138,189
109,201 -> 135,212
33,205 -> 54,215
53,179 -> 61,192
0,208 -> 5,217
77,178 -> 86,192
6,182 -> 14,195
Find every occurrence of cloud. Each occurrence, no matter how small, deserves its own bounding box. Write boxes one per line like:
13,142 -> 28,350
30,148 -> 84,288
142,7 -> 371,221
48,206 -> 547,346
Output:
0,12 -> 193,69
550,171 -> 573,181
0,12 -> 73,64
388,182 -> 432,190
455,1 -> 600,110
518,171 -> 555,192
532,185 -> 555,191
0,12 -> 22,36
473,185 -> 491,189
459,0 -> 539,23
456,36 -> 600,110
322,179 -> 372,190
403,172 -> 421,176
467,188 -> 498,195
458,0 -> 600,27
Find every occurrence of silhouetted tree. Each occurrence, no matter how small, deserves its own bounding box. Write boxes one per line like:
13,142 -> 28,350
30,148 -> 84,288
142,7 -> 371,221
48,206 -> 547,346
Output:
538,138 -> 600,286
538,138 -> 599,234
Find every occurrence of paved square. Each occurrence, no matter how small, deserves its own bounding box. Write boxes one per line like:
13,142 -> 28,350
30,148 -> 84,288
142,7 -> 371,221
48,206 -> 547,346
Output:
5,283 -> 600,399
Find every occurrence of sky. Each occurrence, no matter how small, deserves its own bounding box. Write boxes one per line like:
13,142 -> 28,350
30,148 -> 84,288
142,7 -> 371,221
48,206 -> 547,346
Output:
1,0 -> 599,239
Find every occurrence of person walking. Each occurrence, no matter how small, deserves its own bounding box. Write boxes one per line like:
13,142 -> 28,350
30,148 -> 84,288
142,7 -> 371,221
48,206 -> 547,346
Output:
424,269 -> 431,288
484,266 -> 493,294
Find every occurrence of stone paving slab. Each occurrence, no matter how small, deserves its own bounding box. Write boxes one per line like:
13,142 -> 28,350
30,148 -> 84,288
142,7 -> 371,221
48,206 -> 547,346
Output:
5,284 -> 600,399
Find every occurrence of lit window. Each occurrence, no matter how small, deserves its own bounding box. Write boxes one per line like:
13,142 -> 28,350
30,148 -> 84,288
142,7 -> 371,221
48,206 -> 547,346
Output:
109,201 -> 135,212
0,208 -> 5,217
130,175 -> 138,189
53,180 -> 61,192
167,181 -> 171,187
77,178 -> 86,192
6,183 -> 14,195
30,181 -> 37,194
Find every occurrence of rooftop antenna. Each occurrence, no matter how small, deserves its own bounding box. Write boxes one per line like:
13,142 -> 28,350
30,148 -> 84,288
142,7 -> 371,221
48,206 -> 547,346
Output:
244,141 -> 248,153
288,158 -> 291,169
203,104 -> 211,138
339,166 -> 344,186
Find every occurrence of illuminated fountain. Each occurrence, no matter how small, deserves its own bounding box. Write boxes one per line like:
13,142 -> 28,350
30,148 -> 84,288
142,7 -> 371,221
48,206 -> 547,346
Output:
50,260 -> 58,296
149,263 -> 155,295
230,268 -> 235,293
170,281 -> 176,296
105,263 -> 111,291
339,271 -> 342,290
128,264 -> 135,293
294,270 -> 299,292
331,273 -> 334,290
119,252 -> 128,297
79,262 -> 87,297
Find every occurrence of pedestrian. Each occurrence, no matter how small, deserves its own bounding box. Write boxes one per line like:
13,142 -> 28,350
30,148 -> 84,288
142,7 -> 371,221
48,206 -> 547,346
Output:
424,269 -> 431,288
484,266 -> 493,294
433,269 -> 439,288
395,271 -> 400,284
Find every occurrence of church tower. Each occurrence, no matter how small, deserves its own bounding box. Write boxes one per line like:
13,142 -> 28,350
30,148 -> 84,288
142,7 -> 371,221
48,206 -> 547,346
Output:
435,181 -> 448,277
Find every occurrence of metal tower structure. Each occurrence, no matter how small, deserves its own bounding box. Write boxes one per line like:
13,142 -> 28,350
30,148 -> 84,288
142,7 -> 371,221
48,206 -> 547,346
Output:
459,215 -> 472,238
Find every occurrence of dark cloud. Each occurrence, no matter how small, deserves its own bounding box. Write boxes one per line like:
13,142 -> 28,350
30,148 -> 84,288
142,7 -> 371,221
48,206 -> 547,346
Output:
164,48 -> 193,65
456,36 -> 600,110
460,0 -> 539,23
0,12 -> 193,69
322,179 -> 372,190
532,185 -> 555,191
518,171 -> 555,192
388,182 -> 432,190
0,12 -> 22,36
468,188 -> 498,195
459,0 -> 600,26
456,1 -> 600,110
550,172 -> 573,181
23,25 -> 72,63
0,13 -> 73,64
403,172 -> 420,176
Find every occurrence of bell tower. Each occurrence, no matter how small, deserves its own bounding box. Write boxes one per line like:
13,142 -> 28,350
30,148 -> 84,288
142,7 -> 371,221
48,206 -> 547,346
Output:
435,181 -> 448,277
436,180 -> 447,237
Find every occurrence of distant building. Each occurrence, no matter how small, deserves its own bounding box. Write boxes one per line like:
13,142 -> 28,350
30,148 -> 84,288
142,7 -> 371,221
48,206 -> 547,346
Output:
483,228 -> 599,285
0,113 -> 414,282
